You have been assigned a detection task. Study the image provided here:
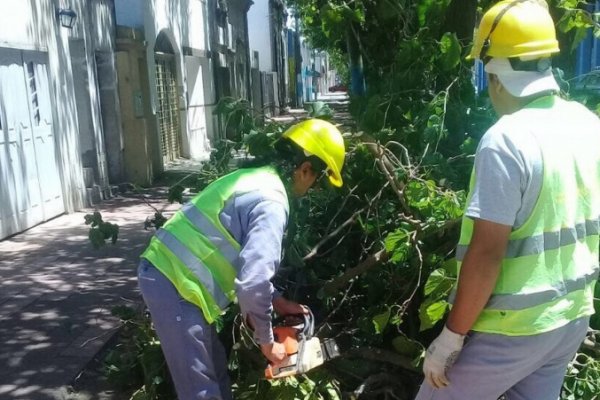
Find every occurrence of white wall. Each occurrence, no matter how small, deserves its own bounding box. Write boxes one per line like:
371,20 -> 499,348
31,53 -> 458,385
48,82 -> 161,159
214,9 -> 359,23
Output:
143,0 -> 214,161
0,0 -> 87,211
247,0 -> 273,72
187,0 -> 208,51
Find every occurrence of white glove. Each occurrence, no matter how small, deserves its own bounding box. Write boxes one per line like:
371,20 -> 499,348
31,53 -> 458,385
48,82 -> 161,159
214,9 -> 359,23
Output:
423,325 -> 465,389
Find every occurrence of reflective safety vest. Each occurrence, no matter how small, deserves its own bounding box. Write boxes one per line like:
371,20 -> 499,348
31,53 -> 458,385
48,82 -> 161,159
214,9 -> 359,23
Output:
141,166 -> 289,324
453,96 -> 600,336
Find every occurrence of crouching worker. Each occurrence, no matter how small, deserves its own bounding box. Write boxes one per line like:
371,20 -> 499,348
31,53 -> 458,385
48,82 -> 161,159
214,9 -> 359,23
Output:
137,119 -> 345,400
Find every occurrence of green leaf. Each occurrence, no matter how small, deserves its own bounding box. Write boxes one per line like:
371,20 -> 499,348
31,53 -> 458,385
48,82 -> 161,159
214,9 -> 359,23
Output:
168,184 -> 185,204
391,334 -> 424,358
439,32 -> 461,71
89,229 -> 105,249
424,268 -> 454,296
372,309 -> 391,334
459,137 -> 477,154
419,299 -> 449,331
442,258 -> 458,276
384,228 -> 410,263
558,0 -> 581,9
305,101 -> 334,120
417,0 -> 451,28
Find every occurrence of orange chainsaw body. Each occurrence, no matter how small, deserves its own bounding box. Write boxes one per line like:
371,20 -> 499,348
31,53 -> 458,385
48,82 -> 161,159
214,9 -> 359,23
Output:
264,311 -> 339,379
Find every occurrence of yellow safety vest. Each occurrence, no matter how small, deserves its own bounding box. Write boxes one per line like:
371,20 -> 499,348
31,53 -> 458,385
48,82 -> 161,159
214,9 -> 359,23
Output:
454,96 -> 600,335
141,166 -> 289,324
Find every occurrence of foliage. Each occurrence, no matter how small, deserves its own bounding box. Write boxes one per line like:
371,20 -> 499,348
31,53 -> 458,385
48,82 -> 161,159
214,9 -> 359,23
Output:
144,212 -> 167,231
95,1 -> 600,399
555,0 -> 600,51
327,47 -> 350,85
84,212 -> 119,249
104,306 -> 176,400
149,93 -> 468,398
562,332 -> 600,400
305,101 -> 334,120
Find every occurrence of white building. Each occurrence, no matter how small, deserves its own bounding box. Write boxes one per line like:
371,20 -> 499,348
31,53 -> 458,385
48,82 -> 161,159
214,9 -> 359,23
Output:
247,0 -> 287,114
247,0 -> 274,72
115,0 -> 216,166
0,0 -> 122,240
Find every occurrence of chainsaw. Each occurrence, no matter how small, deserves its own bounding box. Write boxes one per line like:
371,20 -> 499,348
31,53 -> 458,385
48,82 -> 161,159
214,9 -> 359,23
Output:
265,309 -> 340,379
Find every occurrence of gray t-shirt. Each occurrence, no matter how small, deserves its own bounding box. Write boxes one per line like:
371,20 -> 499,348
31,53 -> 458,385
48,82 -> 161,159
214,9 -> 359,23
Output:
466,112 -> 544,228
466,97 -> 600,228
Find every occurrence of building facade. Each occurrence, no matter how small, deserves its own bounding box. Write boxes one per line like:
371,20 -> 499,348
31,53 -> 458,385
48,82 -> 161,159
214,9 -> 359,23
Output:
0,0 -> 122,240
114,0 -> 254,179
247,0 -> 287,115
115,0 -> 217,172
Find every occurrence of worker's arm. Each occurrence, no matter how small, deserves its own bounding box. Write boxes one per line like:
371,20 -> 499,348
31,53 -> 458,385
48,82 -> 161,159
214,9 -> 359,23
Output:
448,130 -> 531,334
446,218 -> 512,335
423,218 -> 512,388
235,196 -> 288,345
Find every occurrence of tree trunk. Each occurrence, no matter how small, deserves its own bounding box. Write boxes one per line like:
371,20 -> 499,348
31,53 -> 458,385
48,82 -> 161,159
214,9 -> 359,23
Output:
442,0 -> 478,43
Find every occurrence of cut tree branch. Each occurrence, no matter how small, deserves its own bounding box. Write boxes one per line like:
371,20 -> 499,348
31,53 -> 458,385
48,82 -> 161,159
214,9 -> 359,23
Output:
322,249 -> 389,295
303,207 -> 366,261
347,347 -> 420,373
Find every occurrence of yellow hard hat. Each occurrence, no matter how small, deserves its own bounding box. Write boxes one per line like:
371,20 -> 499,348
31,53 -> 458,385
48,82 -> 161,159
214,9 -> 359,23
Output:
282,119 -> 345,187
468,0 -> 559,60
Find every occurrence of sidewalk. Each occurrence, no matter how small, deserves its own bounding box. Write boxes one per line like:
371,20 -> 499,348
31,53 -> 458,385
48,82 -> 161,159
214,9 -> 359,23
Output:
0,189 -> 178,400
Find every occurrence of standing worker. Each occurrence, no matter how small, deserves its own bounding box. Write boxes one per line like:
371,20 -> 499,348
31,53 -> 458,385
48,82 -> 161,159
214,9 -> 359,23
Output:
417,1 -> 600,399
138,119 -> 345,400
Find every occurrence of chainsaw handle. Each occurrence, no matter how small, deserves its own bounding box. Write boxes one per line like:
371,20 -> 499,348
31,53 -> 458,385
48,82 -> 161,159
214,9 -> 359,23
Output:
272,308 -> 315,339
304,309 -> 315,338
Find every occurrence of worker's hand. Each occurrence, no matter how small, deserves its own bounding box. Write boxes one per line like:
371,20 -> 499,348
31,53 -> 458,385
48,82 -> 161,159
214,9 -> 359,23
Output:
272,296 -> 309,316
423,325 -> 465,389
261,341 -> 288,365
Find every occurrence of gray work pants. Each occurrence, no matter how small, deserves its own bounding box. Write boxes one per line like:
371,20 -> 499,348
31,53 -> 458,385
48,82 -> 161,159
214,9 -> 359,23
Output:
138,259 -> 232,400
415,316 -> 589,400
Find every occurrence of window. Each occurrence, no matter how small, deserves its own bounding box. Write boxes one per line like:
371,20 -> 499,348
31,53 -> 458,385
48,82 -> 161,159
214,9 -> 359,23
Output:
26,62 -> 40,126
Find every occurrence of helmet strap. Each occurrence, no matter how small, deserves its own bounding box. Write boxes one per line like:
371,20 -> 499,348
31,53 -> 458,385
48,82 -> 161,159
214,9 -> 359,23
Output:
479,0 -> 530,59
508,57 -> 552,72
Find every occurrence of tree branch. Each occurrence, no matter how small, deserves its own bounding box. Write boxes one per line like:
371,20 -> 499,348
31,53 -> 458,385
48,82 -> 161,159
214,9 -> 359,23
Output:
322,249 -> 389,295
303,207 -> 366,261
347,346 -> 420,373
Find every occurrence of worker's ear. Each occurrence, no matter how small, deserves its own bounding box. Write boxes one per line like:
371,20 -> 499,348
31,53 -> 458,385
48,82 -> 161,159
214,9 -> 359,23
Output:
292,161 -> 318,196
296,161 -> 318,187
488,73 -> 505,96
297,161 -> 314,178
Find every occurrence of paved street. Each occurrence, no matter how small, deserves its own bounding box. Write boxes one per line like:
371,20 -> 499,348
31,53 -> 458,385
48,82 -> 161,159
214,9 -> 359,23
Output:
0,190 -> 178,399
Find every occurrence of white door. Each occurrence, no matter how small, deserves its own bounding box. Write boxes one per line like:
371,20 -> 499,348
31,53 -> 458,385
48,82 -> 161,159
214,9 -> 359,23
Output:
23,52 -> 64,218
0,49 -> 64,239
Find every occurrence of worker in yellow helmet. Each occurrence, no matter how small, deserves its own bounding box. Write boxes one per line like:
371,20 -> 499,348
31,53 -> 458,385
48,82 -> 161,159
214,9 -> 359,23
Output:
417,1 -> 600,399
138,119 -> 345,400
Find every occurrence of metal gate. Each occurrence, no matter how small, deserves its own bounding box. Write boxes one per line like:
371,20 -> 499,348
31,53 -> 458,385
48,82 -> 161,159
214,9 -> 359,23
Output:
0,49 -> 64,239
155,53 -> 181,163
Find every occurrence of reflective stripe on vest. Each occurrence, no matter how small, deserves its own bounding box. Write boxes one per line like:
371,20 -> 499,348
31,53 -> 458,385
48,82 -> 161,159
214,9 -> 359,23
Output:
181,202 -> 240,263
451,96 -> 600,336
456,218 -> 600,261
450,268 -> 598,310
156,229 -> 231,309
141,166 -> 288,324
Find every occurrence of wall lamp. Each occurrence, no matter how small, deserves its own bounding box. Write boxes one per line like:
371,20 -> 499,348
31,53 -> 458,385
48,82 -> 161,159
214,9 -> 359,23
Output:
57,8 -> 77,29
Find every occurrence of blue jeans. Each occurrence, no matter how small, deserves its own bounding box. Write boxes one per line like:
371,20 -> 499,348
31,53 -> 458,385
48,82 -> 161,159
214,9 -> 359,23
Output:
138,259 -> 232,400
415,316 -> 589,400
